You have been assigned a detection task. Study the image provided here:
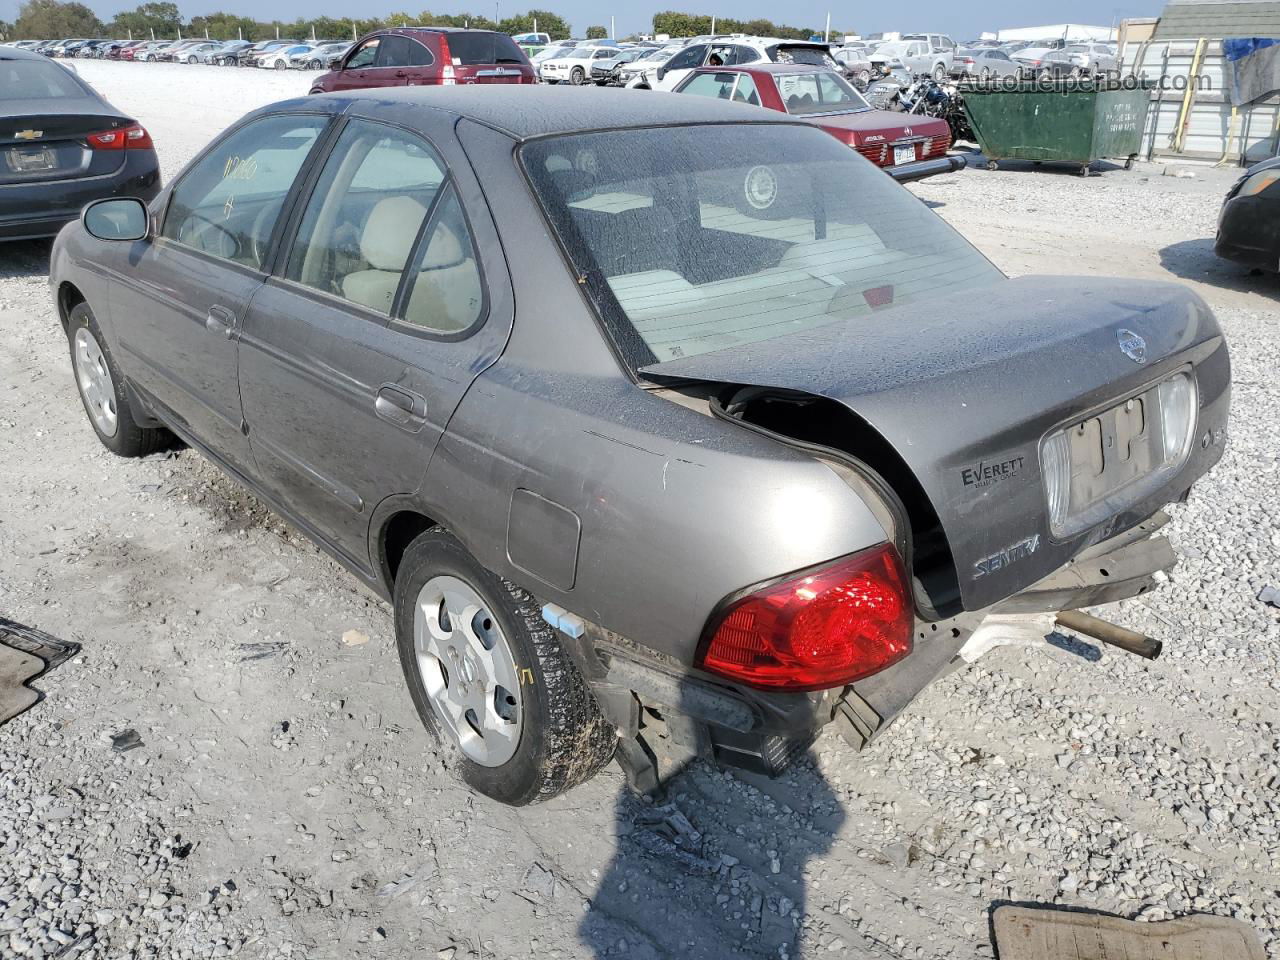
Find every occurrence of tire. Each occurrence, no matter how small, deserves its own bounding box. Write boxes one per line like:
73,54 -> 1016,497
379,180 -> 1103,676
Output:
66,302 -> 171,458
308,58 -> 321,69
394,528 -> 616,805
986,159 -> 999,171
570,65 -> 585,85
932,63 -> 946,81
274,59 -> 285,70
980,67 -> 991,81
1069,65 -> 1081,80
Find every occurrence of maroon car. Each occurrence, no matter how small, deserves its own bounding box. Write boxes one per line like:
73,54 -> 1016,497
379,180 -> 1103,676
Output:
310,27 -> 535,95
675,64 -> 965,182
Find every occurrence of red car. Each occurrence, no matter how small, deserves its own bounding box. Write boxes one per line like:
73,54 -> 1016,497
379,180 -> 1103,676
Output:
310,27 -> 535,95
674,64 -> 965,182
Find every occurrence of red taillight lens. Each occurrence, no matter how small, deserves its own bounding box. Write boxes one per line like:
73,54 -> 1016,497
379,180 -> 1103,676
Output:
86,124 -> 153,151
698,544 -> 914,692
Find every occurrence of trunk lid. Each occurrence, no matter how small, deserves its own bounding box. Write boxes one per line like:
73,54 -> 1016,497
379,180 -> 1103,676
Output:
640,276 -> 1230,611
0,101 -> 129,185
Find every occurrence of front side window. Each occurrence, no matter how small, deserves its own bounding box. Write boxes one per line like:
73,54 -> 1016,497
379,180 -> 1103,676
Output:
162,114 -> 328,269
346,38 -> 379,68
522,125 -> 1002,367
777,71 -> 869,115
285,119 -> 446,317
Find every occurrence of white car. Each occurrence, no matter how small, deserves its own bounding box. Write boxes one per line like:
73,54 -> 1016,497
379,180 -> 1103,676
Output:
539,45 -> 620,84
627,38 -> 832,91
175,42 -> 221,64
868,40 -> 951,80
259,44 -> 313,70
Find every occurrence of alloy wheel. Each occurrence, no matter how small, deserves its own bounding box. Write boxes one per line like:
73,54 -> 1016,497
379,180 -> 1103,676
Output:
72,327 -> 118,438
414,575 -> 523,767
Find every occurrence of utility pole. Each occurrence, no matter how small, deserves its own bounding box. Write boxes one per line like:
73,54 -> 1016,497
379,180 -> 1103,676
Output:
824,11 -> 830,42
610,15 -> 614,39
710,15 -> 715,35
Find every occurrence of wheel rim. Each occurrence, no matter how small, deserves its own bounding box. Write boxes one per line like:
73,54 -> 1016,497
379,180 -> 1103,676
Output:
414,575 -> 523,767
72,327 -> 118,438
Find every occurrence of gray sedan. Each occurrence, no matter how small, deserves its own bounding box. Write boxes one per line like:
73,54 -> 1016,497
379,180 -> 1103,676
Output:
952,46 -> 1024,80
49,88 -> 1230,804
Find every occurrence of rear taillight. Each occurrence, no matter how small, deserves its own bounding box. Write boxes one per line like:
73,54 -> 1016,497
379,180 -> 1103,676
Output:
86,124 -> 153,150
698,544 -> 914,692
439,37 -> 456,83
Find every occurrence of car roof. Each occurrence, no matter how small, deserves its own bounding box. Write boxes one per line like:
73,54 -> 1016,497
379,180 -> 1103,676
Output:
695,63 -> 834,75
0,45 -> 47,61
309,86 -> 797,140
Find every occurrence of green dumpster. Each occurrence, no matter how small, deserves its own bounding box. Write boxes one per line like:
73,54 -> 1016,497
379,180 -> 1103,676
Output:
959,79 -> 1153,176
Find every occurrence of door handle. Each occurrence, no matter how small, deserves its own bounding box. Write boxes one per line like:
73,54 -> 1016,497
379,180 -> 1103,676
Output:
395,70 -> 407,77
205,305 -> 238,339
375,385 -> 427,431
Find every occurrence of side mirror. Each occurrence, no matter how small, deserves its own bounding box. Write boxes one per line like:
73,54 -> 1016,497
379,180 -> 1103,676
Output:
656,66 -> 666,81
82,197 -> 149,242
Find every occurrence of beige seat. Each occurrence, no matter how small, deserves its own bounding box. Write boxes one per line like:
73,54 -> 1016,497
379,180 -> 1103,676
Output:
342,196 -> 428,314
403,221 -> 483,332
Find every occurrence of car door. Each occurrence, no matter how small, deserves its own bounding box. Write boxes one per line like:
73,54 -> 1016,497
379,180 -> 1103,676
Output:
108,113 -> 331,473
906,42 -> 930,75
330,36 -> 381,90
236,115 -> 510,568
402,35 -> 435,85
655,44 -> 706,90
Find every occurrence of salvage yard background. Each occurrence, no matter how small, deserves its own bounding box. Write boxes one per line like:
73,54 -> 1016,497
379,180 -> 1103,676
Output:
1,61 -> 1278,960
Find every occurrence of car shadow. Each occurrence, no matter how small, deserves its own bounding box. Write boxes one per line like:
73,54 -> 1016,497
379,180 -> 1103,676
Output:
0,239 -> 53,281
1159,238 -> 1280,300
580,750 -> 845,959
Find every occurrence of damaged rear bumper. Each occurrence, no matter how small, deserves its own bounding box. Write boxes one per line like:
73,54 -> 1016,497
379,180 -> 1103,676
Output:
573,516 -> 1180,786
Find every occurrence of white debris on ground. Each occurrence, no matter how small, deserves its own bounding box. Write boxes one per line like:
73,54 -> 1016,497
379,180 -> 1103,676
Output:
0,61 -> 1277,960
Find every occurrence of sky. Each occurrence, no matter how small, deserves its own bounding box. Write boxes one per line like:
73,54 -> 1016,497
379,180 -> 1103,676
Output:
4,0 -> 1169,39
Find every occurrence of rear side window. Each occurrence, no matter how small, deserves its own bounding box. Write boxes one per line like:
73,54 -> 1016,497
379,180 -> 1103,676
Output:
400,188 -> 484,333
406,38 -> 434,66
444,32 -> 526,65
162,114 -> 328,270
378,35 -> 412,67
285,119 -> 446,316
0,60 -> 85,99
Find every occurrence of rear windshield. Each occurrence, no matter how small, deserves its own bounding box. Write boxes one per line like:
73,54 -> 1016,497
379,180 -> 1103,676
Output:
772,45 -> 833,66
777,71 -> 870,115
0,60 -> 85,99
522,125 -> 1002,367
444,31 -> 526,65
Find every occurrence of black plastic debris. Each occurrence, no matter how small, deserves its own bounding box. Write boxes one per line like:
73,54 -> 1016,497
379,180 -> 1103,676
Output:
111,729 -> 144,753
0,617 -> 80,727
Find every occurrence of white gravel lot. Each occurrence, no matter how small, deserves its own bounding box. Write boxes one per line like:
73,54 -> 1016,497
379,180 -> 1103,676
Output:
1,60 -> 1278,960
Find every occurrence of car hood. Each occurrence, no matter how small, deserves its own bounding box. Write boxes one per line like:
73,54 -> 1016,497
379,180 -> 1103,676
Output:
639,275 -> 1230,611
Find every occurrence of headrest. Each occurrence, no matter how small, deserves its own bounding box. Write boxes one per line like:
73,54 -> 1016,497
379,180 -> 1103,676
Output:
360,196 -> 428,271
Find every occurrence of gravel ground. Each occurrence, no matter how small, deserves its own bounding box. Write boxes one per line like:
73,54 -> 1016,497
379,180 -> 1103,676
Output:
1,60 -> 1278,960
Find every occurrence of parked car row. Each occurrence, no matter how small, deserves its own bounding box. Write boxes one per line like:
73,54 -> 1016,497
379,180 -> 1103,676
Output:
9,36 -> 354,70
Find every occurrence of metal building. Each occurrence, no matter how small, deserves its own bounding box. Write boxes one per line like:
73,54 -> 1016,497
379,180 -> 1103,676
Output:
1122,0 -> 1280,165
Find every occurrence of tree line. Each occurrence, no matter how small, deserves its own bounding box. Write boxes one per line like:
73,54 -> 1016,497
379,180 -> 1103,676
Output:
3,0 -> 845,43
